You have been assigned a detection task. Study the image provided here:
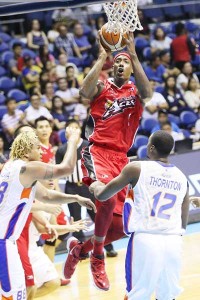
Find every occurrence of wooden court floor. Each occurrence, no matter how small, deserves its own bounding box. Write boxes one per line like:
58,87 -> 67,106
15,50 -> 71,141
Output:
39,233 -> 200,300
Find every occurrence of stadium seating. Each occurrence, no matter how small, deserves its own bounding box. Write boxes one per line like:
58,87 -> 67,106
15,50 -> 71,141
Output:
1,51 -> 14,66
0,66 -> 7,77
0,32 -> 12,43
7,89 -> 28,102
137,145 -> 147,159
141,118 -> 159,134
0,77 -> 16,93
0,94 -> 6,105
180,111 -> 198,129
0,105 -> 7,119
168,114 -> 181,126
0,42 -> 9,53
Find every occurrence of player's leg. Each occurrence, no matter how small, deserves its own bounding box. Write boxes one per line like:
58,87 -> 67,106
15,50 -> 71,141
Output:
125,233 -> 162,300
0,240 -> 26,300
155,235 -> 183,300
16,236 -> 36,300
30,246 -> 60,298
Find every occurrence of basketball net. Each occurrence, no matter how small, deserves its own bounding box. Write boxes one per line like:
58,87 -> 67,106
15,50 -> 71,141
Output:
103,0 -> 143,34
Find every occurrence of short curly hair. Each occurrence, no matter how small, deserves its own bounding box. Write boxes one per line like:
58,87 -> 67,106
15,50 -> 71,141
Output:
10,131 -> 39,160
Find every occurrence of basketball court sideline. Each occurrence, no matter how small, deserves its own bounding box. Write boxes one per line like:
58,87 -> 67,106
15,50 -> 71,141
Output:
39,223 -> 200,300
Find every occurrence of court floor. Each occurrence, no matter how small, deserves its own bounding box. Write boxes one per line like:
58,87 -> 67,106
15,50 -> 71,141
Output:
39,226 -> 200,300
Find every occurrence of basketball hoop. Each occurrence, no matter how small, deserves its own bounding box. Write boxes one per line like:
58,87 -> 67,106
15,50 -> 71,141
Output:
103,0 -> 143,34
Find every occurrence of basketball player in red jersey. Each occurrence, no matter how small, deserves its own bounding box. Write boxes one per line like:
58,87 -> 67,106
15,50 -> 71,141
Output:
64,32 -> 153,290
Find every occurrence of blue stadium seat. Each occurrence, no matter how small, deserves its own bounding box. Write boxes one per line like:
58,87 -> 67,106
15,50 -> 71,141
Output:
134,135 -> 149,149
22,49 -> 36,59
0,105 -> 7,119
18,103 -> 29,111
141,118 -> 159,133
185,21 -> 199,33
163,6 -> 183,19
0,42 -> 9,53
143,8 -> 164,21
0,32 -> 12,43
168,114 -> 181,126
0,93 -> 6,105
137,145 -> 147,159
155,86 -> 164,93
7,89 -> 28,102
9,39 -> 26,49
0,77 -> 16,93
143,47 -> 151,60
1,51 -> 14,65
180,111 -> 198,129
0,66 -> 7,77
167,33 -> 176,39
135,38 -> 150,51
58,129 -> 67,144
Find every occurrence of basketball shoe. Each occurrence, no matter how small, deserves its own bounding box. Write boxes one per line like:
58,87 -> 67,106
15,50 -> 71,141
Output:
90,253 -> 110,291
63,237 -> 87,279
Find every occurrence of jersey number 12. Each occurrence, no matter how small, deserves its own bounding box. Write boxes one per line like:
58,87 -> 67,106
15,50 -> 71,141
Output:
151,192 -> 177,220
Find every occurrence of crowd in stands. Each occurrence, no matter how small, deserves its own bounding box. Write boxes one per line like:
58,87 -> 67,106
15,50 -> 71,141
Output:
0,5 -> 199,160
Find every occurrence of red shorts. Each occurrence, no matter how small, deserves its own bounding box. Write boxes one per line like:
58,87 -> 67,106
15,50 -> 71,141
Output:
17,215 -> 35,287
81,144 -> 129,215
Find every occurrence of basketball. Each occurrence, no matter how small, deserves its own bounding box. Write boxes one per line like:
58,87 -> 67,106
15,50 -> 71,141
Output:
100,23 -> 128,52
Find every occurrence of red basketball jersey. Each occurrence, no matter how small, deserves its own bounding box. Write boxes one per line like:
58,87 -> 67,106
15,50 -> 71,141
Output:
40,143 -> 55,163
86,79 -> 143,153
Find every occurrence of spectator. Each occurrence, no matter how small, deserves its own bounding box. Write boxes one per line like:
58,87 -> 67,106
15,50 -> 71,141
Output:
134,9 -> 150,40
56,53 -> 79,79
184,78 -> 200,113
73,23 -> 92,55
144,53 -> 166,83
170,22 -> 196,69
22,55 -> 41,93
54,24 -> 82,64
27,19 -> 49,51
0,136 -> 9,171
176,61 -> 199,95
36,45 -> 55,69
1,98 -> 26,143
41,82 -> 55,110
25,94 -> 53,126
161,121 -> 184,142
52,8 -> 76,26
66,66 -> 79,88
151,109 -> 182,134
160,50 -> 180,79
51,95 -> 68,130
151,27 -> 172,53
162,76 -> 188,115
55,77 -> 79,116
8,43 -> 24,77
47,22 -> 59,44
73,98 -> 88,126
142,79 -> 168,120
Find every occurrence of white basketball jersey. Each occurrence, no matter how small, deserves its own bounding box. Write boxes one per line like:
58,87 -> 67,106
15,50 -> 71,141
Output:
0,160 -> 36,241
123,161 -> 188,235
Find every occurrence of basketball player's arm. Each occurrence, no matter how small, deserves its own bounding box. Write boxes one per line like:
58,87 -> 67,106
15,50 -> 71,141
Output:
79,35 -> 109,100
90,162 -> 141,201
35,182 -> 96,212
181,187 -> 190,230
124,32 -> 153,104
31,200 -> 62,216
19,128 -> 79,187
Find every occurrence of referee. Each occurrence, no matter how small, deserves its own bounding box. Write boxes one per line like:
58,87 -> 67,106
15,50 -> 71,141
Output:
56,119 -> 117,257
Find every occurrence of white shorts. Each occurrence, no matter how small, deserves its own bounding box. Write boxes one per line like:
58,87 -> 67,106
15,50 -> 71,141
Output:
125,233 -> 183,300
29,246 -> 58,288
0,239 -> 26,300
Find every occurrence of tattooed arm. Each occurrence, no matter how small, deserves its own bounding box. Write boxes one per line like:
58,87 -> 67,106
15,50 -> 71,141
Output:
124,32 -> 153,104
79,34 -> 110,100
19,127 -> 79,188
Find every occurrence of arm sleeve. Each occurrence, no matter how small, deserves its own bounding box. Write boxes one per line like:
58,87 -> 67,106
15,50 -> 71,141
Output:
123,186 -> 135,235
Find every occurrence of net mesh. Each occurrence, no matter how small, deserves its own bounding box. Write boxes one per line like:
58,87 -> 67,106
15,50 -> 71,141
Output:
103,0 -> 143,34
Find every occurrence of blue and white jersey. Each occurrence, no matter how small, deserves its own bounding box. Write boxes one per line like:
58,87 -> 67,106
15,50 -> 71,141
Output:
123,161 -> 188,235
0,160 -> 36,241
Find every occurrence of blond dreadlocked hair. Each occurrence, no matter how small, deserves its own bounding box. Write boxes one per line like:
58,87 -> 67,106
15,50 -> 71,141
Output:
10,131 -> 39,160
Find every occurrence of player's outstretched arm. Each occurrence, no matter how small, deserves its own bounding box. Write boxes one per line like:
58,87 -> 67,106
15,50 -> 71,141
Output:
89,162 -> 141,201
35,181 -> 96,212
181,188 -> 190,230
123,32 -> 152,104
19,127 -> 79,187
79,33 -> 110,100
